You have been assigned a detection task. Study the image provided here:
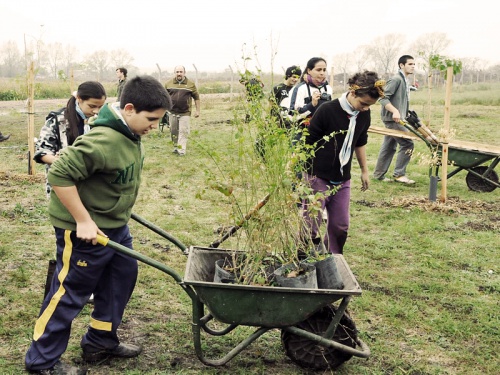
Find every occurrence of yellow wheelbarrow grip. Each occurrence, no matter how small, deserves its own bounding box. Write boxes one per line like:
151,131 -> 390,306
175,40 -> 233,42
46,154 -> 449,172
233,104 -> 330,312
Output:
96,234 -> 109,246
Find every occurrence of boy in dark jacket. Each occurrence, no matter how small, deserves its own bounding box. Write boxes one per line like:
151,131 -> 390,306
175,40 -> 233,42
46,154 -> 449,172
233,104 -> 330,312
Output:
25,76 -> 172,375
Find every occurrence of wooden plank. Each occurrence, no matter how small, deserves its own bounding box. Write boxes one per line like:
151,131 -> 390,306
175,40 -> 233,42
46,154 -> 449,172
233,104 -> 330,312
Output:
368,125 -> 420,141
448,140 -> 500,156
369,125 -> 500,156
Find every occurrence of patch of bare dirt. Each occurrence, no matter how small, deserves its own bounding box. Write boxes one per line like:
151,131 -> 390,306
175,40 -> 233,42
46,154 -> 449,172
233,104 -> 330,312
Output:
0,170 -> 45,183
356,196 -> 498,215
356,196 -> 499,232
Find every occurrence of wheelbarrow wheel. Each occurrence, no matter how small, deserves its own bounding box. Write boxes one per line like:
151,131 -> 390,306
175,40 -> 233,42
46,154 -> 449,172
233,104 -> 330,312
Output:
281,305 -> 357,370
466,166 -> 498,192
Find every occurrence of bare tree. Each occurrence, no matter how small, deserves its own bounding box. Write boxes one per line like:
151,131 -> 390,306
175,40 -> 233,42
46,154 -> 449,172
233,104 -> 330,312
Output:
411,32 -> 451,84
62,44 -> 78,78
23,36 -> 46,77
458,57 -> 474,84
332,53 -> 352,90
84,50 -> 110,81
109,49 -> 134,70
487,64 -> 500,82
475,59 -> 489,83
0,41 -> 23,77
46,42 -> 64,79
352,45 -> 373,73
368,33 -> 405,78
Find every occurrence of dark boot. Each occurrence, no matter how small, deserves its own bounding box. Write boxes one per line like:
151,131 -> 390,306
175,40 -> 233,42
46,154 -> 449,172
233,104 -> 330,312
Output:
28,361 -> 87,375
82,342 -> 142,363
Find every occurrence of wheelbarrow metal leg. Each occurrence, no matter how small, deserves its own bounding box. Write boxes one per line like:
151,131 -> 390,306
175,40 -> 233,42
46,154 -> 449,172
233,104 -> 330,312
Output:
199,313 -> 239,336
192,325 -> 270,366
283,325 -> 371,359
323,296 -> 351,339
191,298 -> 271,366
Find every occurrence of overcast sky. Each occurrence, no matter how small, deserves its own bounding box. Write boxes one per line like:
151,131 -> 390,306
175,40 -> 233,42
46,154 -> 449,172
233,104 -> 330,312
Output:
1,0 -> 499,74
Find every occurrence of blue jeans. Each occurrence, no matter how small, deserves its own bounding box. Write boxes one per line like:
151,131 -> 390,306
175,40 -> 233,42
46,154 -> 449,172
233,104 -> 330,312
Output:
373,120 -> 414,179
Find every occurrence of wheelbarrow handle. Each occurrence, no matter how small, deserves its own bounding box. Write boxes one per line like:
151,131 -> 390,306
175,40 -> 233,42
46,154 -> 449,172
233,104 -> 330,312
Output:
131,213 -> 188,254
96,234 -> 183,283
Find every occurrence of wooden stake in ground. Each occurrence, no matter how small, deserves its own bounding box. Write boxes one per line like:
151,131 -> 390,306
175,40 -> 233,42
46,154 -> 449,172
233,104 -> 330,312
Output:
440,66 -> 454,203
70,68 -> 74,95
27,61 -> 35,175
228,65 -> 234,101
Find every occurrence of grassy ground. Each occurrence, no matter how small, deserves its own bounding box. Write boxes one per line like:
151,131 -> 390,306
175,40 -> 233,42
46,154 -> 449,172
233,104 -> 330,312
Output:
0,85 -> 498,374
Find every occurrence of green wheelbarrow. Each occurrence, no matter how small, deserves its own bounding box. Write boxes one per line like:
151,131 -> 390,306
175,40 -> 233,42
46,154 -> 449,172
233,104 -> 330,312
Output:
97,214 -> 370,371
405,110 -> 500,192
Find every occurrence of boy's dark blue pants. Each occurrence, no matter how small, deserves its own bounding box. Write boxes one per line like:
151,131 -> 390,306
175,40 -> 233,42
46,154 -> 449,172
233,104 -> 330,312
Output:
25,225 -> 138,371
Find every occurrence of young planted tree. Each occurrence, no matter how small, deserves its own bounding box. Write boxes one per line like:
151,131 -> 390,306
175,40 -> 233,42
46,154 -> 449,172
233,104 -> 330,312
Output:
425,54 -> 462,125
198,64 -> 332,285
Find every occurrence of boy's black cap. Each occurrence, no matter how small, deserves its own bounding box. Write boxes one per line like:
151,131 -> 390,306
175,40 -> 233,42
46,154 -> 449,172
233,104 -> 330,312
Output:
285,65 -> 302,78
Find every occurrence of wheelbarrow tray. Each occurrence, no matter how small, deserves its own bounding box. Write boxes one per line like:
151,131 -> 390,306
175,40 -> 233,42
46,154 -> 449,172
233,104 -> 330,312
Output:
183,246 -> 362,328
446,141 -> 499,168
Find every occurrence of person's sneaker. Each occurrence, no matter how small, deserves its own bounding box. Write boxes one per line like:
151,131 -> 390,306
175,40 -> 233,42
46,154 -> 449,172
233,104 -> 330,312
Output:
380,177 -> 392,182
28,361 -> 87,375
172,149 -> 179,154
0,134 -> 11,142
394,176 -> 415,185
82,343 -> 142,363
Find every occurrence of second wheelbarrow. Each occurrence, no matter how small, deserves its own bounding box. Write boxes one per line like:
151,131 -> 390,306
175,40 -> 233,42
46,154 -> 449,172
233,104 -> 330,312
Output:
404,110 -> 500,192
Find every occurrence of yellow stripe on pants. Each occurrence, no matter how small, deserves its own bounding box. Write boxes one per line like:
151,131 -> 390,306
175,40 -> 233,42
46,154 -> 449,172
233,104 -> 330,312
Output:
33,230 -> 73,341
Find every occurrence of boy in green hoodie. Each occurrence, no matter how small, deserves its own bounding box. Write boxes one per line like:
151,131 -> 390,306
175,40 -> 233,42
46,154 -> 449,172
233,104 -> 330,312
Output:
25,75 -> 172,375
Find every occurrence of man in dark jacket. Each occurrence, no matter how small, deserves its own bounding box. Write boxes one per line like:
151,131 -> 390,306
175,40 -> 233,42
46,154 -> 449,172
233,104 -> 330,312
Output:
116,67 -> 128,102
165,66 -> 200,156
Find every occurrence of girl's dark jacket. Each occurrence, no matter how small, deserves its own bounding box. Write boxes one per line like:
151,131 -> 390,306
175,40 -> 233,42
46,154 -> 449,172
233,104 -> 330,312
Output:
305,99 -> 371,183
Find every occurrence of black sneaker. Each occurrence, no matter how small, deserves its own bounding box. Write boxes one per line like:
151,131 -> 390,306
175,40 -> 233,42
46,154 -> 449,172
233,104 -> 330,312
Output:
82,343 -> 142,363
0,134 -> 11,142
28,361 -> 87,375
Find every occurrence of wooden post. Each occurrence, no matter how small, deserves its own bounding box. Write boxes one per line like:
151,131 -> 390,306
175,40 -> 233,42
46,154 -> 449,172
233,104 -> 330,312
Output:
70,68 -> 74,95
156,63 -> 162,81
193,63 -> 198,88
426,71 -> 433,126
228,65 -> 234,102
440,66 -> 454,203
27,61 -> 36,175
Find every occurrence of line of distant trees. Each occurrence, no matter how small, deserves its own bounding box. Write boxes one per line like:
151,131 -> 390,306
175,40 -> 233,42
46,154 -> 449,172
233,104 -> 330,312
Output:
1,31 -> 499,87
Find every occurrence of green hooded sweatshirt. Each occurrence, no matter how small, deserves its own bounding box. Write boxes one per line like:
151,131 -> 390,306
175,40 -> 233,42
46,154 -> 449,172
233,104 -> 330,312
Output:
47,103 -> 144,230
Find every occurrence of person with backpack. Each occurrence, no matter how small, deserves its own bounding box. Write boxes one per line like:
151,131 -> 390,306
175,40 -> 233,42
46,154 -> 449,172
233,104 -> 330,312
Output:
269,65 -> 302,129
34,82 -> 107,198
